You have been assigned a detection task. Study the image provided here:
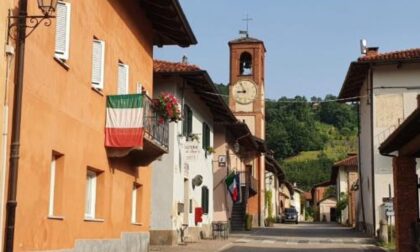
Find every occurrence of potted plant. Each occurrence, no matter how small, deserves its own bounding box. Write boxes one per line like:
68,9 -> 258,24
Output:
188,133 -> 200,142
206,146 -> 215,155
152,92 -> 182,124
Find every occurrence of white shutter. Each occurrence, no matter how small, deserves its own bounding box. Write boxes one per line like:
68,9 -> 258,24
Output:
48,155 -> 56,216
55,1 -> 71,60
131,185 -> 137,223
85,171 -> 97,219
117,63 -> 129,94
91,40 -> 105,89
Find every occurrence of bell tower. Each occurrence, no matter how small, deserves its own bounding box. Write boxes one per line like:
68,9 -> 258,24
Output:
228,35 -> 266,140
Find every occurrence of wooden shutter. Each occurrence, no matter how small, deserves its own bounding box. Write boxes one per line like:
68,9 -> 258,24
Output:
55,1 -> 71,60
183,105 -> 193,136
202,123 -> 210,149
201,186 -> 209,214
91,40 -> 105,89
117,63 -> 129,94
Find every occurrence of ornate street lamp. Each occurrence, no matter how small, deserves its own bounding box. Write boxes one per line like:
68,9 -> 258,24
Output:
5,1 -> 57,251
8,0 -> 57,39
37,0 -> 58,16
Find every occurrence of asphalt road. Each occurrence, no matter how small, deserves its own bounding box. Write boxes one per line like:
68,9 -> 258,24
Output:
151,222 -> 386,252
225,222 -> 384,252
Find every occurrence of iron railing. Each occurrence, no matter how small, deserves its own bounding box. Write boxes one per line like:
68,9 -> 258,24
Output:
142,94 -> 169,150
238,171 -> 258,195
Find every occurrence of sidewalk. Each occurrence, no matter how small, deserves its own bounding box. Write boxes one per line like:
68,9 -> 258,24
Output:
150,238 -> 233,252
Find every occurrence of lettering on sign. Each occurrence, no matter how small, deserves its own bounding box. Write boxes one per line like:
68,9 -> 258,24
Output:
183,141 -> 200,161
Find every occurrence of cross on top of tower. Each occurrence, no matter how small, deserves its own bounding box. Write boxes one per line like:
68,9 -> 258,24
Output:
239,14 -> 252,38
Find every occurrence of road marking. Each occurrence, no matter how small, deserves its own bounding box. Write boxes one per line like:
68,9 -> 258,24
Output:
262,239 -> 275,244
309,240 -> 319,244
217,243 -> 233,252
331,239 -> 342,243
235,239 -> 251,243
286,240 -> 298,245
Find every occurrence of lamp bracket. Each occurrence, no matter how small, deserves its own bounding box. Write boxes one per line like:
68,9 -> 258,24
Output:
8,13 -> 55,40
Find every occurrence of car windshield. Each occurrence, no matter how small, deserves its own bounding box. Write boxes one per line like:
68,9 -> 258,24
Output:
285,208 -> 296,214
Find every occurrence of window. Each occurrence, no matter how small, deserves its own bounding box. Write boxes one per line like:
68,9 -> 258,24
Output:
202,122 -> 210,150
91,39 -> 105,89
239,52 -> 252,75
55,1 -> 71,61
183,105 -> 193,137
131,183 -> 142,224
201,186 -> 209,214
48,151 -> 64,217
85,169 -> 104,220
117,63 -> 129,94
85,170 -> 97,219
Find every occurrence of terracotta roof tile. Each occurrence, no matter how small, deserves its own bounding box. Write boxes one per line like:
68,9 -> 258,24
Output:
358,48 -> 420,62
333,155 -> 358,168
154,60 -> 201,73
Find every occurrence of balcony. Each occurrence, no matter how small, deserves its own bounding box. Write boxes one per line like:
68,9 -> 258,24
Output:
239,171 -> 258,197
106,93 -> 169,166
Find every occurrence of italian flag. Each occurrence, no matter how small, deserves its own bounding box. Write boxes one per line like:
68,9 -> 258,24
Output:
105,94 -> 144,148
226,172 -> 240,203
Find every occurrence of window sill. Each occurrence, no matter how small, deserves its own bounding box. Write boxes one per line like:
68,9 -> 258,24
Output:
47,215 -> 64,220
131,222 -> 143,226
84,218 -> 104,223
54,57 -> 70,71
91,87 -> 104,96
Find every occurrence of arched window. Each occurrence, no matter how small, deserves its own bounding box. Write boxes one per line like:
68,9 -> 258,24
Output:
239,52 -> 253,75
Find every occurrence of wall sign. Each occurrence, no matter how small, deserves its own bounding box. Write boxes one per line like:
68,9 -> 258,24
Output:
218,155 -> 226,167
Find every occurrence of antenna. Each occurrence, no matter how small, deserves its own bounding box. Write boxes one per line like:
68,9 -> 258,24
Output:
360,39 -> 367,55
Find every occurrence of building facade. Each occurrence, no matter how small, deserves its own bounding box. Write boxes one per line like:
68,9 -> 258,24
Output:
3,0 -> 195,250
339,47 -> 420,236
228,35 -> 267,227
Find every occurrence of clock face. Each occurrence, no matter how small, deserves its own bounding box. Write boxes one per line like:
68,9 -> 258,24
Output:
232,80 -> 257,104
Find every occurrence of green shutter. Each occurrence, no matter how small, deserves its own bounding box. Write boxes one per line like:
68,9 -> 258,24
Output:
202,186 -> 209,214
187,107 -> 193,135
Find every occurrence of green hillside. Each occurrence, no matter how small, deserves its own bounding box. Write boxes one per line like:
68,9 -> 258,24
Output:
266,95 -> 358,191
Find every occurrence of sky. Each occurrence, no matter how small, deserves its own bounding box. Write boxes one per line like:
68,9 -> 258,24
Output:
154,0 -> 420,99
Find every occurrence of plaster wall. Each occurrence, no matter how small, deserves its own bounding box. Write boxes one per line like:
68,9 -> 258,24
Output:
151,79 -> 214,242
319,198 -> 337,222
371,65 -> 420,234
337,168 -> 349,224
11,0 -> 155,250
358,79 -> 375,234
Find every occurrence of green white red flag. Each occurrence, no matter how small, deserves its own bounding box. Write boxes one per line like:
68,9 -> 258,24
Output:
225,172 -> 240,203
105,94 -> 144,148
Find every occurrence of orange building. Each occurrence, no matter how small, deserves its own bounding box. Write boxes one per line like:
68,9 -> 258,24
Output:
228,35 -> 267,227
3,0 -> 195,251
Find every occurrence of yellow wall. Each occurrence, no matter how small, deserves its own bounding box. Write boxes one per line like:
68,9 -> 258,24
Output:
10,0 -> 155,250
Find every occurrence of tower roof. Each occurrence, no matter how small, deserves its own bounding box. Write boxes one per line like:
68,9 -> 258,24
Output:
228,36 -> 266,52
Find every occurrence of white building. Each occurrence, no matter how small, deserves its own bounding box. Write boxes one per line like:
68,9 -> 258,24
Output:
150,60 -> 220,245
338,46 -> 420,236
292,186 -> 305,222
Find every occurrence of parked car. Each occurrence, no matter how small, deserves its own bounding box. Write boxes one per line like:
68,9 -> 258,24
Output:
281,208 -> 298,224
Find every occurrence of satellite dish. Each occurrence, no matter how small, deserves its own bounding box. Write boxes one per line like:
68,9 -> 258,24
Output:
360,39 -> 367,55
192,175 -> 203,189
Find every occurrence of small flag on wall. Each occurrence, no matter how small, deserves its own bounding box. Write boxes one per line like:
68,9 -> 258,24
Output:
105,94 -> 144,148
225,172 -> 240,203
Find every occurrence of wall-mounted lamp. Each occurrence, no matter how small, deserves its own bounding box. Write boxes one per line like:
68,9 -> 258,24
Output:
8,0 -> 58,39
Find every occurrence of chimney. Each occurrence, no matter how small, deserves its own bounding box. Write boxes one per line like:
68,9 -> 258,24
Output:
366,47 -> 379,57
181,55 -> 188,64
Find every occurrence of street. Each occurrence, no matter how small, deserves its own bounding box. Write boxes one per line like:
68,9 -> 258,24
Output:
151,222 -> 385,252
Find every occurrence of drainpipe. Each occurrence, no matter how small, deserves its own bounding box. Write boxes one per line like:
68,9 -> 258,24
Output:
4,0 -> 28,251
0,25 -> 15,250
369,67 -> 377,237
357,100 -> 367,231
